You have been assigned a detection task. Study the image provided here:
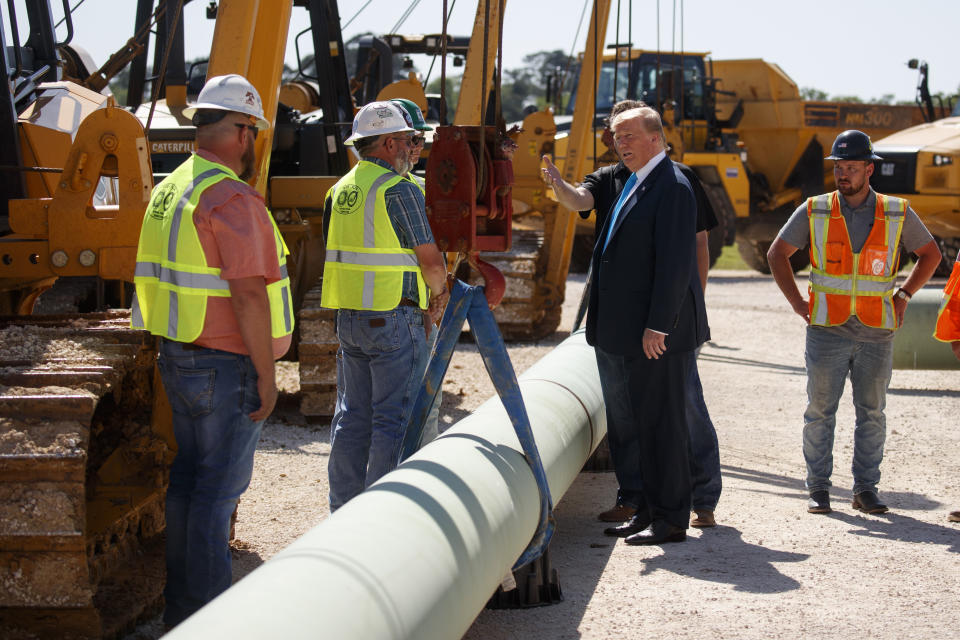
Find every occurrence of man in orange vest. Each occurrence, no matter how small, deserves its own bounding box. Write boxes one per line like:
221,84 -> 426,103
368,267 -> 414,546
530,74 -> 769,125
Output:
767,130 -> 941,516
932,251 -> 960,523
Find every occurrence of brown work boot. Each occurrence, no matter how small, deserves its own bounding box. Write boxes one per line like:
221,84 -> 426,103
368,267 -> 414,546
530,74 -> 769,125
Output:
691,509 -> 716,528
949,510 -> 960,523
597,504 -> 637,522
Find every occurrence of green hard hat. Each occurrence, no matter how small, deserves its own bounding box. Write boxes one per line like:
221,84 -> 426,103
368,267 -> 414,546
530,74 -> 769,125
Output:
391,98 -> 433,131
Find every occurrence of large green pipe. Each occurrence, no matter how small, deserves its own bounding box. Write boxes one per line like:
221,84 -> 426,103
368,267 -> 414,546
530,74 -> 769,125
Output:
893,288 -> 960,369
167,331 -> 606,640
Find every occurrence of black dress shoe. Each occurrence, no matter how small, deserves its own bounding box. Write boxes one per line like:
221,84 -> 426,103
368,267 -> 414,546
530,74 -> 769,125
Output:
603,514 -> 652,538
852,490 -> 888,514
624,520 -> 686,545
807,490 -> 831,514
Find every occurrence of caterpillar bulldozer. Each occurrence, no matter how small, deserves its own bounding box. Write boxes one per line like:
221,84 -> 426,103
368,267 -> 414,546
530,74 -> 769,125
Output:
554,47 -> 928,273
870,60 -> 960,275
0,3 -> 173,638
0,0 -> 610,632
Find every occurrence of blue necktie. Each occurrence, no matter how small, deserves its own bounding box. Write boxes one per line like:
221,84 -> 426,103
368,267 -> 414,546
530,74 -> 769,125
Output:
603,172 -> 638,251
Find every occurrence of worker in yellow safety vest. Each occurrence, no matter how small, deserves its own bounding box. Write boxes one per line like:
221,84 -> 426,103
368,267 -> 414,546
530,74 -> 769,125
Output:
932,250 -> 960,524
131,74 -> 292,629
322,100 -> 448,512
768,129 -> 941,517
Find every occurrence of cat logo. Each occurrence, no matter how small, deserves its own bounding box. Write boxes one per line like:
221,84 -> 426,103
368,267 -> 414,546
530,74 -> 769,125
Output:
334,184 -> 363,215
149,183 -> 179,220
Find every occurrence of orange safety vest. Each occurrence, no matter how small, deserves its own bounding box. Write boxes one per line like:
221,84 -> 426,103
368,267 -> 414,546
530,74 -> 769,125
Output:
806,191 -> 906,329
934,252 -> 960,341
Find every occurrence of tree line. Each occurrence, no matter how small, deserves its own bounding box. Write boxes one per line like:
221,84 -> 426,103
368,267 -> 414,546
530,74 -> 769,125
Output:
107,47 -> 958,123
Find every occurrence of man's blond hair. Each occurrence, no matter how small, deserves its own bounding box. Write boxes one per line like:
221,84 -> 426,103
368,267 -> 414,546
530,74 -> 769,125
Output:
611,107 -> 667,148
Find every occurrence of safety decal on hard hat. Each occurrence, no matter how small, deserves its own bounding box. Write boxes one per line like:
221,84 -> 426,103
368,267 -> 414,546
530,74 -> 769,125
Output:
334,185 -> 363,216
244,91 -> 258,107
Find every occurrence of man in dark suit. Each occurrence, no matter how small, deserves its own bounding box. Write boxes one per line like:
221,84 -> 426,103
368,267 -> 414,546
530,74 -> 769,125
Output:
542,101 -> 722,529
585,106 -> 708,545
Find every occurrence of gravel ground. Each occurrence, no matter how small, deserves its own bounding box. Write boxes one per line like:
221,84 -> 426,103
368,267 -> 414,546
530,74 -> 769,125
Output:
125,270 -> 960,639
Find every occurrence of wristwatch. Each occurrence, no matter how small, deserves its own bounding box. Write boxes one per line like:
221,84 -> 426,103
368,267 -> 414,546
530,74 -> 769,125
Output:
895,288 -> 912,301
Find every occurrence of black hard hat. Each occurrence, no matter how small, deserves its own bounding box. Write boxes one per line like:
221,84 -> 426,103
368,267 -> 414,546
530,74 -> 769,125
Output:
825,130 -> 883,161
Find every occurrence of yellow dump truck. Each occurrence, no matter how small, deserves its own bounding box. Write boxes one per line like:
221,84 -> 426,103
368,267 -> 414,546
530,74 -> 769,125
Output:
870,64 -> 959,276
555,50 -> 927,272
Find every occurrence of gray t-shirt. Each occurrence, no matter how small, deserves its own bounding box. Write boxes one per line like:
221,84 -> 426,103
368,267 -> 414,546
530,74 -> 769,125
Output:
777,189 -> 934,342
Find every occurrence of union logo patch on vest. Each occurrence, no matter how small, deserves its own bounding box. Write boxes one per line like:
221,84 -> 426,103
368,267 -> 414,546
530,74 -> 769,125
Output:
334,184 -> 363,215
149,183 -> 179,220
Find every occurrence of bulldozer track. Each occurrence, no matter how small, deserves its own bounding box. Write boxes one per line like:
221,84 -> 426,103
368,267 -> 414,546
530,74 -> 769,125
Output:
475,229 -> 561,342
0,311 -> 169,639
298,284 -> 339,418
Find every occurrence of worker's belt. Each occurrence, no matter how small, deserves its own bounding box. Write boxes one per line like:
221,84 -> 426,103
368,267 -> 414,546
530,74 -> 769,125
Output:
398,298 -> 420,308
160,337 -> 204,351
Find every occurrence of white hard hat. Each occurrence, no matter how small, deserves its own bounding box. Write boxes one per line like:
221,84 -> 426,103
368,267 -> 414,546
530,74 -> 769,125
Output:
344,101 -> 414,145
183,74 -> 270,130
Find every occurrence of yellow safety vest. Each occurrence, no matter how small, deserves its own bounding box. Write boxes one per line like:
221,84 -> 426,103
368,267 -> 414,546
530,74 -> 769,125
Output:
131,154 -> 294,342
407,173 -> 425,194
806,191 -> 906,329
321,161 -> 427,310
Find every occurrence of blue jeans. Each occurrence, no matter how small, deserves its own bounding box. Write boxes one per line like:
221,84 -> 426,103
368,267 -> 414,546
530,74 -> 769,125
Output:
803,326 -> 893,495
328,306 -> 427,511
158,339 -> 264,627
686,349 -> 722,511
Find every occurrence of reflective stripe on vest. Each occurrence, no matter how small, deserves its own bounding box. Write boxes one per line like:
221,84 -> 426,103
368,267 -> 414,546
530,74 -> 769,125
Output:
934,252 -> 960,342
407,172 -> 426,195
131,154 -> 294,341
807,191 -> 906,329
321,161 -> 427,311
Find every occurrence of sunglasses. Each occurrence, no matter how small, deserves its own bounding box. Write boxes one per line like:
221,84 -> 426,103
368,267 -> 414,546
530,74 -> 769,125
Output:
235,123 -> 259,140
391,134 -> 425,147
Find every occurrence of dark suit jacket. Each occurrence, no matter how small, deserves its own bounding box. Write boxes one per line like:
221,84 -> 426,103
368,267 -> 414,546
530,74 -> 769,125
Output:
585,156 -> 709,356
580,162 -> 719,238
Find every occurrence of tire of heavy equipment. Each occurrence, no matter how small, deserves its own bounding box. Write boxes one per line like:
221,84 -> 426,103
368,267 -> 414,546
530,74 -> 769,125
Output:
736,238 -> 809,274
934,236 -> 960,277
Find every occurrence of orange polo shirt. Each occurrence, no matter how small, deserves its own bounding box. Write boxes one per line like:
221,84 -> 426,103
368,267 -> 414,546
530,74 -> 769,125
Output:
191,150 -> 291,359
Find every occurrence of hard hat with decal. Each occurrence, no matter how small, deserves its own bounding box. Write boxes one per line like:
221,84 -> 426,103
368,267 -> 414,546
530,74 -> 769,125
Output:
182,74 -> 270,130
390,98 -> 433,131
825,129 -> 883,161
344,101 -> 415,145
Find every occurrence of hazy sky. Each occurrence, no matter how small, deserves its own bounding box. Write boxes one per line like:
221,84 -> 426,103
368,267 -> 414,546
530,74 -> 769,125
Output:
9,0 -> 958,103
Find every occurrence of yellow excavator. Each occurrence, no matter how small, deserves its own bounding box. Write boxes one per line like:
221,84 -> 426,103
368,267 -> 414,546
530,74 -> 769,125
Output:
0,2 -> 173,637
0,0 -> 612,634
432,0 -> 612,340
